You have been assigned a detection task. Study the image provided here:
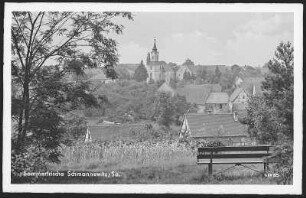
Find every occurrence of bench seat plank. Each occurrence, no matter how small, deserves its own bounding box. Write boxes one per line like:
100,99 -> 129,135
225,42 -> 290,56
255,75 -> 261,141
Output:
197,157 -> 267,164
197,153 -> 271,159
198,145 -> 272,152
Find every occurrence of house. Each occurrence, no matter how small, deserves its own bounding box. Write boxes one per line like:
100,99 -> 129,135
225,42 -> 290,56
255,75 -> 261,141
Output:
179,113 -> 249,145
228,87 -> 249,113
205,92 -> 229,113
176,84 -> 221,113
157,82 -> 176,96
227,77 -> 263,115
229,87 -> 249,104
240,77 -> 264,96
176,65 -> 197,80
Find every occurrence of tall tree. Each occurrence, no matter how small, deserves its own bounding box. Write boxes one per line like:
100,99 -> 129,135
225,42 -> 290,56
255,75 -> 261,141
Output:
11,12 -> 133,165
243,42 -> 294,184
213,66 -> 222,83
196,67 -> 207,82
183,70 -> 192,80
262,42 -> 294,139
153,92 -> 190,127
182,58 -> 194,66
133,60 -> 148,82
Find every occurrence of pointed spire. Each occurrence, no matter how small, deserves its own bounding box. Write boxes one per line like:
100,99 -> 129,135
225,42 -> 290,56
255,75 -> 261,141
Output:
152,37 -> 157,51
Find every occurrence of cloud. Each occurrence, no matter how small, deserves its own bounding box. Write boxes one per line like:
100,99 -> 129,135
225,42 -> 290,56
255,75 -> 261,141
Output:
224,14 -> 294,66
163,30 -> 220,64
239,14 -> 293,36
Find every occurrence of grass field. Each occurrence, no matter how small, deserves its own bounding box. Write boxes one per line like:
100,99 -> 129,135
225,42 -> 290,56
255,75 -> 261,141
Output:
45,138 -> 280,184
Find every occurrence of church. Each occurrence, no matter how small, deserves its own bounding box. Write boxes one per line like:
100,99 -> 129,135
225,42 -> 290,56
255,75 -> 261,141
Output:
145,38 -> 175,83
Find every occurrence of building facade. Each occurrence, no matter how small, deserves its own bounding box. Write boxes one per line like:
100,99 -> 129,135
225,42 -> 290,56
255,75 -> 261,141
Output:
146,38 -> 175,83
205,92 -> 230,113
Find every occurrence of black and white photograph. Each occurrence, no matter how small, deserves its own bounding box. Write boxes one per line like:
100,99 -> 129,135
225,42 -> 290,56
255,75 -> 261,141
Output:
2,2 -> 303,194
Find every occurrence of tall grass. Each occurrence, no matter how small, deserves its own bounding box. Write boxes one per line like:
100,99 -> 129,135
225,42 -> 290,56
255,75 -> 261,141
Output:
47,139 -> 278,184
52,140 -> 196,171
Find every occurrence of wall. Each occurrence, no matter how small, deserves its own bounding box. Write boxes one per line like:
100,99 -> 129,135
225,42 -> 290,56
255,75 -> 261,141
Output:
205,103 -> 229,113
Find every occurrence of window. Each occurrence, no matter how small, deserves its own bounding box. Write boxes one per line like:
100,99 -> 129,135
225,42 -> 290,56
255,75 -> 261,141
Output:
219,104 -> 222,109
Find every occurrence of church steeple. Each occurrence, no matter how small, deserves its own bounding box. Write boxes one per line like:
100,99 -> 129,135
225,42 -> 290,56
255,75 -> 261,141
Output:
152,37 -> 157,51
151,37 -> 159,62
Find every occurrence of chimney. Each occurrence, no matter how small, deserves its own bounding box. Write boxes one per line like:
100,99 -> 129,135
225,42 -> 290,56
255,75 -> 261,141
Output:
233,111 -> 238,121
252,84 -> 256,96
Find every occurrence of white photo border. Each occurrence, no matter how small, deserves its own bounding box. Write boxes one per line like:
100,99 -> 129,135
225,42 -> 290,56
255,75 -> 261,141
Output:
3,2 -> 303,194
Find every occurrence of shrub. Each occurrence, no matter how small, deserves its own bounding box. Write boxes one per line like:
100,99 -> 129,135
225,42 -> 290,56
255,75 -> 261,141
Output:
11,146 -> 48,183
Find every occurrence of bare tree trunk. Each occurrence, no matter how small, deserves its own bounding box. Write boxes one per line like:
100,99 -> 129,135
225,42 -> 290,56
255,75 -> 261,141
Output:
21,80 -> 30,144
17,66 -> 30,150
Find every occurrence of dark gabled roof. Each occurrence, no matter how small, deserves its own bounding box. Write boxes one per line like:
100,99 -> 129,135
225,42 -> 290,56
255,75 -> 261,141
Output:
229,87 -> 245,102
176,84 -> 217,105
206,92 -> 229,104
185,113 -> 247,138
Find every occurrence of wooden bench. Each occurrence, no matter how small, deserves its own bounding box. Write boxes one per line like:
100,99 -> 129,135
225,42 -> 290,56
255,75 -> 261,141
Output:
197,145 -> 274,176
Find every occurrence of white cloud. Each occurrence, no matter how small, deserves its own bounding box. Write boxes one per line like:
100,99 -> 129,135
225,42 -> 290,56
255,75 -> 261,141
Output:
224,14 -> 293,66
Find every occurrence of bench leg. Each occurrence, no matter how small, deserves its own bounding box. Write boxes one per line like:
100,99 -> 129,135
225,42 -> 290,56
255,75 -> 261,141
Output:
208,163 -> 212,176
264,163 -> 267,172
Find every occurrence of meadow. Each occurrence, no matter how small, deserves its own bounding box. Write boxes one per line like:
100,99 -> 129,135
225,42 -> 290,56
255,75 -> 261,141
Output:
46,137 -> 279,184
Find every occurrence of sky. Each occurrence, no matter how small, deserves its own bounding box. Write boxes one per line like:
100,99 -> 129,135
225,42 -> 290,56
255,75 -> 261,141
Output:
113,12 -> 294,67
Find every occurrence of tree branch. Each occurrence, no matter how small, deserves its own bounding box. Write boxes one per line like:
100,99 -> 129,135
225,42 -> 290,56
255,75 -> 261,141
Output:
11,30 -> 26,69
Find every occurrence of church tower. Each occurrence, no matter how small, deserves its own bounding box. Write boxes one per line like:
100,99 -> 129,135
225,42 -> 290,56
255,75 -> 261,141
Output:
150,38 -> 159,62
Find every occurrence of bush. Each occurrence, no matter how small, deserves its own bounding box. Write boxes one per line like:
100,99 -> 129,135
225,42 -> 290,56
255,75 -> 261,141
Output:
11,147 -> 48,183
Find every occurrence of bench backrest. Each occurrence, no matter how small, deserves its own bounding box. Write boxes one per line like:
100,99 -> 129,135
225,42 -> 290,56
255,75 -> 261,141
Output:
197,145 -> 274,164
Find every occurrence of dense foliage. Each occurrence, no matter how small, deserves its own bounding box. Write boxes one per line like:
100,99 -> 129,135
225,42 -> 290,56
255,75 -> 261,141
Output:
11,11 -> 133,182
182,58 -> 195,66
242,42 -> 294,184
86,80 -> 191,126
133,60 -> 148,82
